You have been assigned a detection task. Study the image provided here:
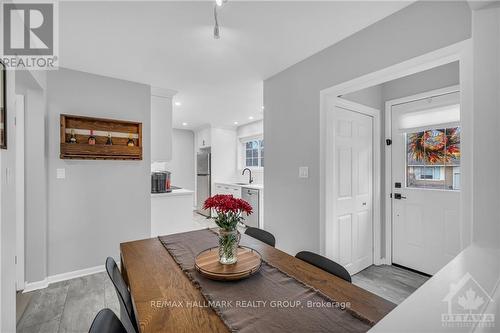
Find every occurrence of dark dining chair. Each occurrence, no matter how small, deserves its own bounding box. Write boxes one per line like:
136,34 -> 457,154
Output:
295,251 -> 352,283
89,309 -> 127,333
105,257 -> 139,333
245,227 -> 276,247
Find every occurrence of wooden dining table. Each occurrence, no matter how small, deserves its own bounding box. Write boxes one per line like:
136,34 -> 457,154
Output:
120,232 -> 396,333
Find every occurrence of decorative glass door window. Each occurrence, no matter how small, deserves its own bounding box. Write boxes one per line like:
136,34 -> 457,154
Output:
406,127 -> 460,190
244,139 -> 264,168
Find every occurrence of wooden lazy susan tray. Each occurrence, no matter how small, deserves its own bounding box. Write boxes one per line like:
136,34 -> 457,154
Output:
195,247 -> 262,281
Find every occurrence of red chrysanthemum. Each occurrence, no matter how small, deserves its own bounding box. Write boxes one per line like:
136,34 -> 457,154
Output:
203,194 -> 253,230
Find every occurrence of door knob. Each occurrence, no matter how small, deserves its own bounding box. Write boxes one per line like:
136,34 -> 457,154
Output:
394,193 -> 407,200
362,202 -> 367,206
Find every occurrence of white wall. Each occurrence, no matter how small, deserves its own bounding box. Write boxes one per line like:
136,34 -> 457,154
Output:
237,120 -> 263,138
151,91 -> 173,162
163,129 -> 195,191
211,128 -> 237,187
236,120 -> 264,184
45,68 -> 151,277
264,1 -> 471,255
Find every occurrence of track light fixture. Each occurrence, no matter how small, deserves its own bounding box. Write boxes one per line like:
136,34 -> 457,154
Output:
213,0 -> 227,39
214,5 -> 220,39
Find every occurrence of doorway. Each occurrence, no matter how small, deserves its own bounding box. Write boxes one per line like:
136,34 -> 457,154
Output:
389,87 -> 461,275
321,41 -> 472,281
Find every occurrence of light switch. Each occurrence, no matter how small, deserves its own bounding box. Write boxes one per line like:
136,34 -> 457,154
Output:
56,168 -> 66,179
299,167 -> 309,178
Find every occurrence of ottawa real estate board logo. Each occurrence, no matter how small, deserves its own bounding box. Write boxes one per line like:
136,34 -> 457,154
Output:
442,272 -> 495,328
2,1 -> 59,70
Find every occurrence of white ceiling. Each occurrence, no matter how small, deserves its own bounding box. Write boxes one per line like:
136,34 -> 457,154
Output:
59,1 -> 411,130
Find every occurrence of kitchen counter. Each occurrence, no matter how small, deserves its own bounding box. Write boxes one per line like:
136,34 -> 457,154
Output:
151,188 -> 194,197
215,181 -> 264,190
214,182 -> 264,229
151,188 -> 195,237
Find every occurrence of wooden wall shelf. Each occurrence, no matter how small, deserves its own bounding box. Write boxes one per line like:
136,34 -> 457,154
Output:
60,114 -> 142,160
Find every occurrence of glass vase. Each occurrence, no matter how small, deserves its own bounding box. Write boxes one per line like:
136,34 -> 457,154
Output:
218,228 -> 240,265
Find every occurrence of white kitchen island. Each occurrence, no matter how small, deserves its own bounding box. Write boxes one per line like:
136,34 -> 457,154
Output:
151,188 -> 196,237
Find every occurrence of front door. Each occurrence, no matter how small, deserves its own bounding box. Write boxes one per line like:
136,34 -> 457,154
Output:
391,91 -> 461,275
333,106 -> 373,275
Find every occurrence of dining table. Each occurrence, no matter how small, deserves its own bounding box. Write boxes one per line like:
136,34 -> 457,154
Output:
120,229 -> 396,333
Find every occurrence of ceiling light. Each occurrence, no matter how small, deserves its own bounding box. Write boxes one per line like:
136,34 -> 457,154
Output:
216,0 -> 223,6
234,121 -> 238,125
175,102 -> 181,106
248,116 -> 254,120
182,122 -> 188,126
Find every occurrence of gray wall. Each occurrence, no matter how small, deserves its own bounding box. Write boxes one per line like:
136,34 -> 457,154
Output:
165,129 -> 195,191
24,88 -> 48,283
383,61 -> 460,101
46,68 -> 151,276
342,85 -> 383,110
343,61 -> 460,109
1,59 -> 18,333
264,1 -> 471,255
472,6 -> 500,246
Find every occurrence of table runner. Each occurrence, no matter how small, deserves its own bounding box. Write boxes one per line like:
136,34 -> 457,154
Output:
158,229 -> 372,333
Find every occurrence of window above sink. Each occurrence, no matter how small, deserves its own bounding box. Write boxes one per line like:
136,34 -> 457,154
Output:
240,135 -> 264,170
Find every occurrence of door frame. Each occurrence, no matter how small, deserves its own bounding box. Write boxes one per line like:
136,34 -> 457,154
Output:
319,40 -> 473,265
384,84 -> 461,267
325,98 -> 380,268
15,94 -> 25,291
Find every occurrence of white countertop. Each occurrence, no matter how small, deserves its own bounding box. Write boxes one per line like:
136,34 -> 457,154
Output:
370,244 -> 500,333
151,188 -> 194,197
215,181 -> 264,190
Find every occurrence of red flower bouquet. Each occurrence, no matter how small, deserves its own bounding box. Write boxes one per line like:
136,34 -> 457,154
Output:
203,194 -> 253,264
203,194 -> 253,231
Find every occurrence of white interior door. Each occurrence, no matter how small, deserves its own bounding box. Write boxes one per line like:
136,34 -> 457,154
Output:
15,94 -> 25,291
332,106 -> 373,275
391,92 -> 461,275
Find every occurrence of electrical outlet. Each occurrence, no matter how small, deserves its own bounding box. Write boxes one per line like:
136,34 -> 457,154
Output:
299,167 -> 309,178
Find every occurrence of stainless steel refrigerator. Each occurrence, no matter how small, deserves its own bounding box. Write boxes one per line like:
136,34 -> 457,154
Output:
196,151 -> 211,216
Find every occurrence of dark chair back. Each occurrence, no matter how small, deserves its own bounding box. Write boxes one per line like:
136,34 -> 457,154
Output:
245,227 -> 276,247
295,251 -> 352,283
89,309 -> 127,333
105,257 -> 138,333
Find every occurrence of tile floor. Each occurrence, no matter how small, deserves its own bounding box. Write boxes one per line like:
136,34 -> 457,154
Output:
16,213 -> 429,332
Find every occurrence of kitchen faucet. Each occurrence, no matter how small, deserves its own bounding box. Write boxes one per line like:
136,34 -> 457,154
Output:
242,168 -> 254,184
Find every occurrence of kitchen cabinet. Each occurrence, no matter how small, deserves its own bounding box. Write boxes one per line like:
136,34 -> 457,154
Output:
151,87 -> 177,162
197,127 -> 211,149
151,189 -> 195,236
214,182 -> 264,228
214,183 -> 241,198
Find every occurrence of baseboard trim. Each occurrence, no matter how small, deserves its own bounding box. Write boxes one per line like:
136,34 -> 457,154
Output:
23,265 -> 105,293
23,279 -> 49,293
